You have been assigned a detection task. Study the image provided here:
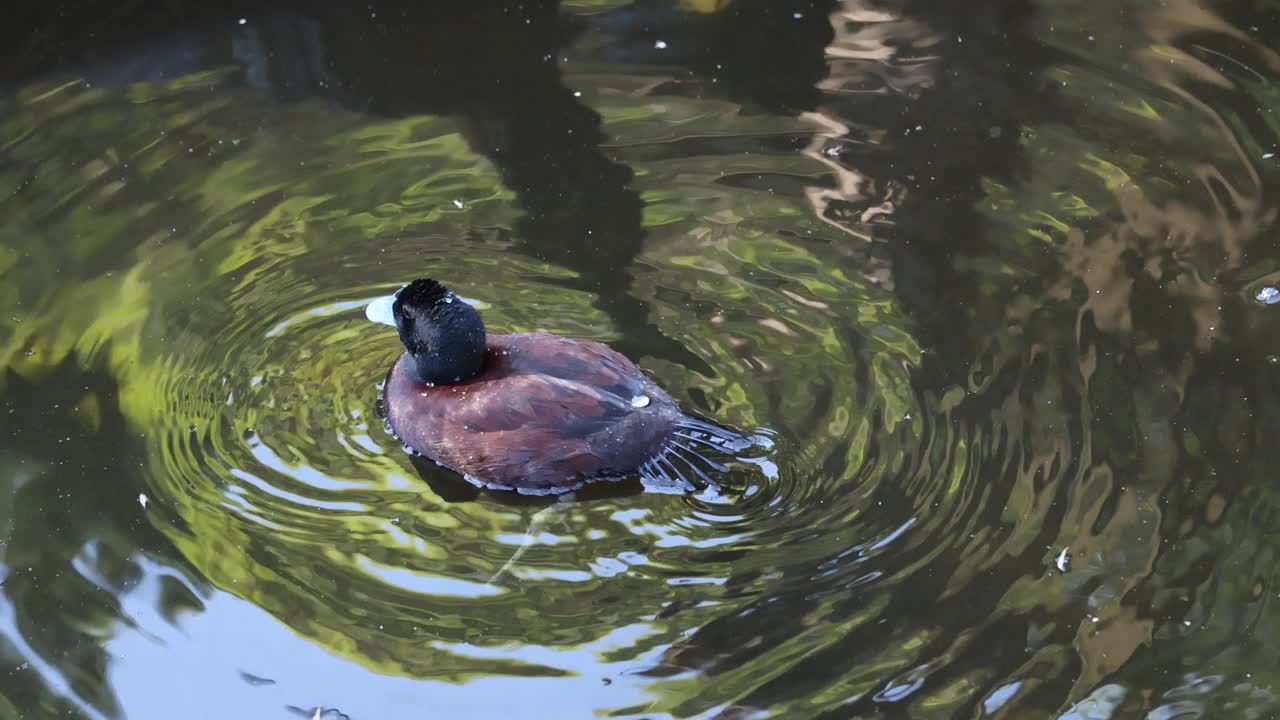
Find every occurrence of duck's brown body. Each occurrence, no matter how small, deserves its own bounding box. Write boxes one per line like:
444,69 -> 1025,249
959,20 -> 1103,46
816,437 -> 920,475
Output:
385,332 -> 682,494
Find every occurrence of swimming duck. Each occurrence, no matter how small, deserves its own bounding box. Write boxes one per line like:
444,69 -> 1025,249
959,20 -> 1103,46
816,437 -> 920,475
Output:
367,278 -> 740,495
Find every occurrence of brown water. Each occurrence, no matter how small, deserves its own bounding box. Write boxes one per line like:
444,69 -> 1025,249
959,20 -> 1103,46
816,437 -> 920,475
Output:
3,0 -> 1280,718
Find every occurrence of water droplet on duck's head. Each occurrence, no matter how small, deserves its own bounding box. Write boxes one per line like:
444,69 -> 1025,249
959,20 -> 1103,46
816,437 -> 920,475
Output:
631,395 -> 651,408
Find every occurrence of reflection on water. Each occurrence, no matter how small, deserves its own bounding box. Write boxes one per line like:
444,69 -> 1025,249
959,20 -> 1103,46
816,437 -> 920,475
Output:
3,0 -> 1280,717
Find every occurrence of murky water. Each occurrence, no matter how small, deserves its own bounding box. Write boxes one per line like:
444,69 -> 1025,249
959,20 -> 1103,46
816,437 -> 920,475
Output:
4,0 -> 1280,718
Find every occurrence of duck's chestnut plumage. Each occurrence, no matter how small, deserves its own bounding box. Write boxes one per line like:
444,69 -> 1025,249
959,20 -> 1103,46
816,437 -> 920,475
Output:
371,278 -> 743,495
386,333 -> 682,493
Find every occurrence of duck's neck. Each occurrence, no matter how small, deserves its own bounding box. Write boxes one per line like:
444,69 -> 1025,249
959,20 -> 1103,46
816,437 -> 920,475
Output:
404,347 -> 485,386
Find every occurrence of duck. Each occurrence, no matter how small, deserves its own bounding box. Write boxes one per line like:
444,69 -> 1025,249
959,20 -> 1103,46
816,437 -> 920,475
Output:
366,278 -> 743,495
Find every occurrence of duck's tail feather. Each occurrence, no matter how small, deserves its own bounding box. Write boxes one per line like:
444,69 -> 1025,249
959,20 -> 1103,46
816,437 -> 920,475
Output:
639,457 -> 693,494
639,416 -> 758,493
665,448 -> 719,487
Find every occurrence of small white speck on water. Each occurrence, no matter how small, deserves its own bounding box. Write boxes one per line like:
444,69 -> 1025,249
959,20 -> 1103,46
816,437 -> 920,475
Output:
238,18 -> 247,25
138,494 -> 148,508
452,199 -> 464,209
573,90 -> 582,97
1264,152 -> 1276,159
631,395 -> 651,408
793,12 -> 803,18
1055,547 -> 1071,573
654,40 -> 668,49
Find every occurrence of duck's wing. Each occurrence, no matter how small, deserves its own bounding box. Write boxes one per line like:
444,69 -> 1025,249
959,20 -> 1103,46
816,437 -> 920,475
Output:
438,373 -> 653,491
499,333 -> 654,403
442,373 -> 633,436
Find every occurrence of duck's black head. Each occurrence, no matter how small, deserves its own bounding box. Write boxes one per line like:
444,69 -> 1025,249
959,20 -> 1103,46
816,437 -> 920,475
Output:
391,278 -> 487,385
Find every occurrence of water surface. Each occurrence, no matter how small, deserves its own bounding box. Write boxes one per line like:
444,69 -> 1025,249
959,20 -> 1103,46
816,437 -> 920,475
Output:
3,0 -> 1280,718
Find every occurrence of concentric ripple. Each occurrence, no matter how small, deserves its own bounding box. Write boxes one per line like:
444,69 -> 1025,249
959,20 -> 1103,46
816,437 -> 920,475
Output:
130,170 -> 935,685
0,67 -> 947,691
0,33 -> 1078,715
6,0 -> 1280,715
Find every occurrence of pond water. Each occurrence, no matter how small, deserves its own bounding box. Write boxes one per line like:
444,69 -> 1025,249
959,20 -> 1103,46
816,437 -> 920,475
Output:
3,0 -> 1280,718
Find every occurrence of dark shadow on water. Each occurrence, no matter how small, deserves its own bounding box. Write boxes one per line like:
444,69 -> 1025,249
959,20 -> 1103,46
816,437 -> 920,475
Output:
584,0 -> 838,114
408,453 -> 648,506
408,455 -> 485,504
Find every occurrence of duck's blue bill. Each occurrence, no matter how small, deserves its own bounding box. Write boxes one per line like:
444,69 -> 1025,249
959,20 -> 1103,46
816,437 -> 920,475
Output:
365,294 -> 397,326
